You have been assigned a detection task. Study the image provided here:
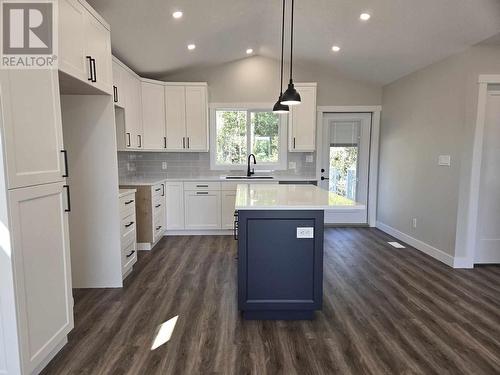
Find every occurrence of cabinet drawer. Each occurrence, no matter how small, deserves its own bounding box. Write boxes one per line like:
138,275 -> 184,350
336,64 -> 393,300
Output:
152,183 -> 165,197
184,181 -> 221,191
121,227 -> 136,250
154,212 -> 165,240
121,213 -> 136,236
122,241 -> 137,270
119,194 -> 136,217
153,194 -> 164,210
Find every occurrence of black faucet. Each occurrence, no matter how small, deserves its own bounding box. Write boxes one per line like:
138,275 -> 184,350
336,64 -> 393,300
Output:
247,154 -> 256,177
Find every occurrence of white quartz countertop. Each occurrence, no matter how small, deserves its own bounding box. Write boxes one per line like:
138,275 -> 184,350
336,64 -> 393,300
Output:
119,174 -> 318,186
235,184 -> 365,210
118,188 -> 136,198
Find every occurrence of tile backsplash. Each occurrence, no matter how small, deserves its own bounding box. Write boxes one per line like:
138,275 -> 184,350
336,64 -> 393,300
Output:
118,151 -> 317,179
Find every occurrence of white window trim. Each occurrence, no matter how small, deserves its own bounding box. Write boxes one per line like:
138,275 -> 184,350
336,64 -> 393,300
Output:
209,104 -> 288,171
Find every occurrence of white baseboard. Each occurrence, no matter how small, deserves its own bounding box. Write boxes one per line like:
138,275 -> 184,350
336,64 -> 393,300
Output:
376,221 -> 455,267
453,257 -> 474,269
33,337 -> 68,375
165,230 -> 233,236
137,242 -> 152,251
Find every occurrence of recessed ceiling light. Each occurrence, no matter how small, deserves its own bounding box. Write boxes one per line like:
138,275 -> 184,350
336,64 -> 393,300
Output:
360,13 -> 371,21
332,45 -> 340,52
246,48 -> 253,55
187,44 -> 196,50
172,11 -> 183,19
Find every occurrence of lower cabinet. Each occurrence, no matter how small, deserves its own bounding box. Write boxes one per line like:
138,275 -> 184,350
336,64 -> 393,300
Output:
119,189 -> 137,278
165,182 -> 184,230
184,189 -> 221,229
8,182 -> 73,374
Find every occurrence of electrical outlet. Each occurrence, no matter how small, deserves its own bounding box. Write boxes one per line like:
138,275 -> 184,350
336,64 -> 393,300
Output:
297,227 -> 314,238
162,162 -> 168,170
289,161 -> 297,169
412,218 -> 417,229
305,154 -> 314,163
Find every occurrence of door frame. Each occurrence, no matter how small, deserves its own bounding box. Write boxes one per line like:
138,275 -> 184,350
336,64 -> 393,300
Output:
458,75 -> 500,268
316,106 -> 381,227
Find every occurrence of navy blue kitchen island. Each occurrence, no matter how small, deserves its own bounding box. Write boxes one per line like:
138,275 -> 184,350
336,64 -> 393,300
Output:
234,184 -> 364,320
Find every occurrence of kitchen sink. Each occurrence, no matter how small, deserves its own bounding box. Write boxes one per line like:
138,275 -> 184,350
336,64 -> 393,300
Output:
225,175 -> 274,180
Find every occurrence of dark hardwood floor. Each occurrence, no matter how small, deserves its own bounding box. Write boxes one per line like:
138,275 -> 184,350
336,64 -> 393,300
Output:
42,228 -> 500,375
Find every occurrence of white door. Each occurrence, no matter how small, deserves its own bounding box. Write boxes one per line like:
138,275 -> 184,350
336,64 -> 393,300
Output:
112,61 -> 125,107
0,70 -> 65,189
184,191 -> 221,229
221,190 -> 237,229
9,182 -> 73,374
319,113 -> 371,224
141,81 -> 166,150
59,0 -> 87,81
289,84 -> 317,152
185,86 -> 208,151
165,85 -> 187,150
84,13 -> 112,94
165,182 -> 185,230
475,92 -> 500,263
124,73 -> 143,149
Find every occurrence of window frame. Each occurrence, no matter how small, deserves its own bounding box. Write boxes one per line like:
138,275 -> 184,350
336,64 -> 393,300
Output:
209,104 -> 288,171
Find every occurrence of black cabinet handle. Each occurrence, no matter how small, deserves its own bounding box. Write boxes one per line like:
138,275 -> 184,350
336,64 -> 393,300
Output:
124,199 -> 134,205
161,183 -> 165,197
321,176 -> 329,181
155,187 -> 161,192
61,150 -> 69,177
156,225 -> 162,231
64,185 -> 71,212
321,168 -> 325,173
187,137 -> 190,149
125,221 -> 134,228
138,134 -> 142,148
86,56 -> 93,81
196,192 -> 209,195
91,58 -> 97,82
293,137 -> 296,149
113,86 -> 118,102
182,137 -> 185,149
155,204 -> 161,208
126,132 -> 131,147
163,137 -> 167,149
233,211 -> 239,240
196,185 -> 209,188
126,250 -> 135,258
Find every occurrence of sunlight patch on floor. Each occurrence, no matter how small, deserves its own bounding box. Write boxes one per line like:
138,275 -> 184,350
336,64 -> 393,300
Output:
151,315 -> 179,350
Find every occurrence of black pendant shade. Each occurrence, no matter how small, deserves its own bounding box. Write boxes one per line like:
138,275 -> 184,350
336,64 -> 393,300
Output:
280,0 -> 301,106
273,0 -> 289,113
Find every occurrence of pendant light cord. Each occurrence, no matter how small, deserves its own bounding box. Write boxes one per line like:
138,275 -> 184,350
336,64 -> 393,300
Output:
289,0 -> 294,81
280,0 -> 286,93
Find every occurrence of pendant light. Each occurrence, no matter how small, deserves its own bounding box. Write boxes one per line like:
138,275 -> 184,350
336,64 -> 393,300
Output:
280,0 -> 301,105
273,0 -> 289,113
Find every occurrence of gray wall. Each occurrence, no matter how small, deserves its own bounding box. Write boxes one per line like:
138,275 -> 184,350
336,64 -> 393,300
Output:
161,55 -> 382,106
379,45 -> 500,257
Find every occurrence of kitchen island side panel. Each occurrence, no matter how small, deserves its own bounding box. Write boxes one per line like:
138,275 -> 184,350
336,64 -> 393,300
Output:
237,210 -> 324,319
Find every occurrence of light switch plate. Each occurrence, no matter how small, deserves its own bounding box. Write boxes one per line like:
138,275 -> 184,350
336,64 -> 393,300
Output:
305,154 -> 314,163
438,155 -> 451,166
297,227 -> 314,238
162,162 -> 168,170
289,161 -> 297,169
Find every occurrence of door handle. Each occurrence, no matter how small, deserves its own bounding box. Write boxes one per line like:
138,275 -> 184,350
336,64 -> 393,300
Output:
91,58 -> 97,82
86,56 -> 93,81
61,150 -> 69,177
64,185 -> 71,212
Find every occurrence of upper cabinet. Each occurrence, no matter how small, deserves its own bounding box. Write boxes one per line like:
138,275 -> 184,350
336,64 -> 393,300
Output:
165,83 -> 208,152
141,80 -> 166,150
123,72 -> 143,150
59,0 -> 112,95
288,83 -> 317,152
112,59 -> 125,107
0,70 -> 65,189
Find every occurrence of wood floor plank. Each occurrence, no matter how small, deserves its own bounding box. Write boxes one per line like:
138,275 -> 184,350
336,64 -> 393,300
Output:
42,228 -> 500,375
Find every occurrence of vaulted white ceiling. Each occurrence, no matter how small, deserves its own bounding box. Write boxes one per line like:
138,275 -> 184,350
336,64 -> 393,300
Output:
87,0 -> 500,84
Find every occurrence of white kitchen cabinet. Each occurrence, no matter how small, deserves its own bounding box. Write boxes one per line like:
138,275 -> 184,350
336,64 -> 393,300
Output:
59,0 -> 87,81
289,83 -> 317,152
165,83 -> 208,151
59,0 -> 112,95
164,85 -> 187,150
141,80 -> 166,150
221,190 -> 237,229
8,182 -> 73,374
123,72 -> 144,149
0,70 -> 65,189
184,190 -> 221,229
165,182 -> 185,230
112,59 -> 125,107
185,86 -> 209,151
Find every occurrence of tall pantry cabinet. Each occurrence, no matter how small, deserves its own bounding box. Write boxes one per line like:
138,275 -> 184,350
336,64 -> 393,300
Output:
0,70 -> 74,374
